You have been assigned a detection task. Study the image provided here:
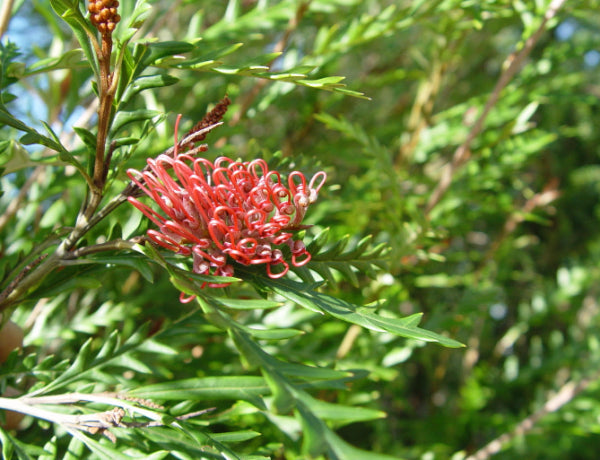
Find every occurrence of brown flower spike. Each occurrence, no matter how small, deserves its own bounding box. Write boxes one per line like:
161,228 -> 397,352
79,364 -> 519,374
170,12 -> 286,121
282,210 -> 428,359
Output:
88,0 -> 121,34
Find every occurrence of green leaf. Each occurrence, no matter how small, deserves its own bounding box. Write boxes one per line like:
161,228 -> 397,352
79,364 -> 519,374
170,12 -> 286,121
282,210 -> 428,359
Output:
142,41 -> 196,67
49,0 -> 98,76
295,397 -> 400,460
130,376 -> 270,402
303,229 -> 389,287
79,254 -> 155,283
73,126 -> 97,152
164,43 -> 244,70
216,66 -> 362,96
0,428 -> 14,460
30,326 -> 150,396
0,427 -> 50,460
212,297 -> 282,310
0,106 -> 63,152
226,327 -> 295,413
0,140 -> 38,174
121,73 -> 179,104
207,430 -> 262,443
67,429 -> 148,460
122,209 -> 144,240
39,199 -> 67,228
25,49 -> 86,75
117,0 -> 153,42
241,326 -> 304,340
63,436 -> 86,460
110,109 -> 162,135
255,277 -> 464,348
110,353 -> 153,374
38,437 -> 58,460
307,398 -> 386,424
32,337 -> 94,394
135,425 -> 243,459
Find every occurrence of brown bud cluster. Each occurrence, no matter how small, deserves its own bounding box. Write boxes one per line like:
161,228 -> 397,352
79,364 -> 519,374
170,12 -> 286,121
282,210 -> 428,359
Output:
180,96 -> 232,150
88,0 -> 121,34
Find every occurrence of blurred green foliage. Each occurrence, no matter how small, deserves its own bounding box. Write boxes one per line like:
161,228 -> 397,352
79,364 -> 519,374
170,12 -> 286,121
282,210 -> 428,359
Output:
2,0 -> 600,459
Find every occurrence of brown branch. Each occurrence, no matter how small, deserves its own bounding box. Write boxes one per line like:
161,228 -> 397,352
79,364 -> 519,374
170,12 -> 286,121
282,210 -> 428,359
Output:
0,391 -> 215,442
61,238 -> 143,260
0,0 -> 14,39
425,0 -> 567,216
230,1 -> 310,126
460,180 -> 560,375
87,0 -> 121,212
480,179 -> 560,268
0,254 -> 48,306
0,166 -> 44,233
466,369 -> 600,460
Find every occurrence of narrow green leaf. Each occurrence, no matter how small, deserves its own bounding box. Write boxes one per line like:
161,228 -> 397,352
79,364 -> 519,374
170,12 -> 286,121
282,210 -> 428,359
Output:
110,353 -> 153,374
242,326 -> 304,340
73,126 -> 97,151
121,73 -> 179,104
67,429 -> 137,460
25,49 -> 86,75
308,398 -> 386,424
121,209 -> 144,240
256,277 -> 464,348
32,338 -> 93,394
210,430 -> 261,443
49,0 -> 98,76
168,43 -> 244,70
81,254 -> 154,283
228,328 -> 294,413
94,330 -> 120,361
276,361 -> 352,381
129,376 -> 271,402
38,436 -> 58,460
39,199 -> 67,228
213,297 -> 282,310
142,41 -> 195,66
294,397 -> 400,460
0,107 -> 62,152
118,0 -> 153,42
110,109 -> 161,135
135,426 -> 241,459
63,436 -> 85,460
0,432 -> 50,460
0,428 -> 14,460
322,425 -> 401,460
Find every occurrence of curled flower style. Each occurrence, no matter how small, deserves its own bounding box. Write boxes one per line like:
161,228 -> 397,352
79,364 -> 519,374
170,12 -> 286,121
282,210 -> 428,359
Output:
127,116 -> 326,301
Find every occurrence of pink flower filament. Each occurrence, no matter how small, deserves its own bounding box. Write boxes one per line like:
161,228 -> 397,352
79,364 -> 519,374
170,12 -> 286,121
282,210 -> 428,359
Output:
127,121 -> 325,294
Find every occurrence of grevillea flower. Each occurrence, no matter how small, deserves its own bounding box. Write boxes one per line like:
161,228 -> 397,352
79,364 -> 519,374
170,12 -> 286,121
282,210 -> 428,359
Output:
127,115 -> 326,302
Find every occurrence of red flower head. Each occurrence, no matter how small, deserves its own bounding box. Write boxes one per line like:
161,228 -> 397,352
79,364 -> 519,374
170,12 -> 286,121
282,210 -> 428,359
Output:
127,115 -> 326,302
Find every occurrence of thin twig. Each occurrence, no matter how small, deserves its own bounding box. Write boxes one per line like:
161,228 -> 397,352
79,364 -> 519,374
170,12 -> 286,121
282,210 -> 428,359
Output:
0,118 -> 222,313
336,324 -> 361,360
465,369 -> 600,460
460,180 -> 560,375
0,391 -> 215,440
60,238 -> 143,260
479,180 -> 560,268
425,0 -> 567,215
0,0 -> 14,39
0,166 -> 44,232
230,1 -> 310,126
0,254 -> 47,305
